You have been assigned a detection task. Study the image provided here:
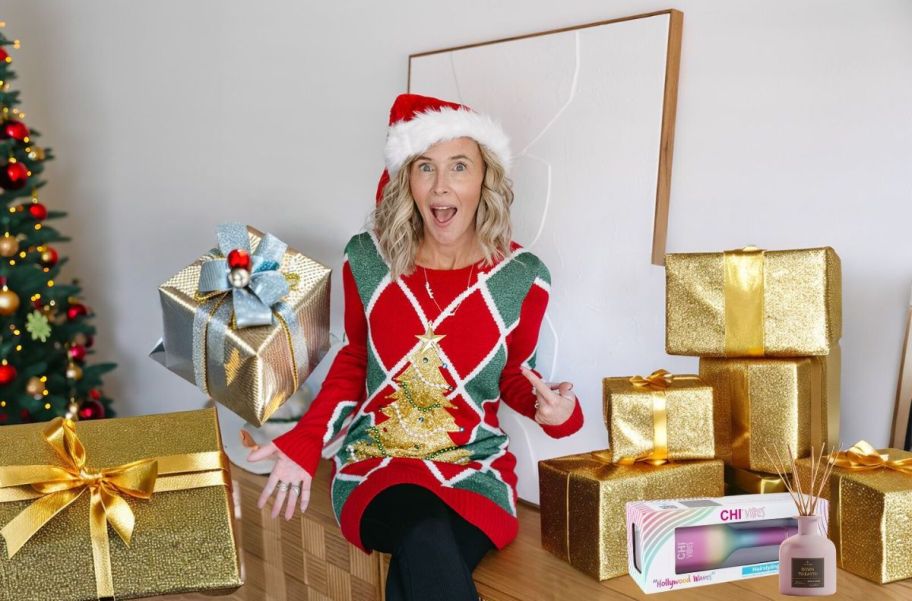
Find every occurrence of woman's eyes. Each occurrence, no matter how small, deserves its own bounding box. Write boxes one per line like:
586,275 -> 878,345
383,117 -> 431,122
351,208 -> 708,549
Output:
417,162 -> 468,173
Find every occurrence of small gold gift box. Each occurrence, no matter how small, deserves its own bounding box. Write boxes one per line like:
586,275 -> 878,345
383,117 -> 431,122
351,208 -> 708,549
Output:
796,443 -> 912,584
666,246 -> 841,357
699,348 -> 840,473
0,408 -> 242,600
725,465 -> 786,494
538,450 -> 724,580
603,370 -> 715,463
153,223 -> 331,425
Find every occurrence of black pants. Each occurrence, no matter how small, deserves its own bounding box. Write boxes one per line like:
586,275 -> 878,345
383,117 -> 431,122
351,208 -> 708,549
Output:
359,484 -> 495,601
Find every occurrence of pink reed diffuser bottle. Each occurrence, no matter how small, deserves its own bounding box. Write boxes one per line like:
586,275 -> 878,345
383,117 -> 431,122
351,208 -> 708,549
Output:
770,445 -> 838,596
779,514 -> 836,595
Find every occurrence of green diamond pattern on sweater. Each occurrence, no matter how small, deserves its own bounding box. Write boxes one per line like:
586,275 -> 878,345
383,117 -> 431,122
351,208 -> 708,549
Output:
345,233 -> 389,309
484,253 -> 548,327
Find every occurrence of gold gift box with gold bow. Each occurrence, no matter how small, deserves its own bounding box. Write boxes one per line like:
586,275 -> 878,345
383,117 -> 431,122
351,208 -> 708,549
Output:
0,408 -> 242,601
602,371 -> 716,463
699,348 -> 840,473
538,450 -> 724,580
153,225 -> 331,426
795,443 -> 912,584
666,247 -> 841,357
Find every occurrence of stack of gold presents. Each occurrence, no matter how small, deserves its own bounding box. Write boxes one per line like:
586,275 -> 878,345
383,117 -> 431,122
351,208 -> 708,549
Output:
0,224 -> 333,600
539,369 -> 725,579
542,246 -> 911,585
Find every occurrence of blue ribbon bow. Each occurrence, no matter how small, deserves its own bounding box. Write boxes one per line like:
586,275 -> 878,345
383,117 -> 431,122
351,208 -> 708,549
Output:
197,223 -> 290,328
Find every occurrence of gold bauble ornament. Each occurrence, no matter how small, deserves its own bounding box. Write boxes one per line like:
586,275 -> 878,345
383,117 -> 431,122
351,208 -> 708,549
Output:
65,401 -> 79,420
27,146 -> 45,161
0,288 -> 20,316
0,235 -> 18,257
66,363 -> 83,381
25,376 -> 45,397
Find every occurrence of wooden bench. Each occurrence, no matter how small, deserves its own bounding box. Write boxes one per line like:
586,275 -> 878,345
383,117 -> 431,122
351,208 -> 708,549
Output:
159,460 -> 912,600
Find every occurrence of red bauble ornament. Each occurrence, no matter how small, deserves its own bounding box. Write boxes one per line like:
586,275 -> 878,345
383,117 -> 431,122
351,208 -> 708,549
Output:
78,399 -> 105,420
66,303 -> 88,320
32,298 -> 42,310
39,246 -> 59,267
89,388 -> 102,401
69,344 -> 87,362
0,162 -> 28,190
227,248 -> 252,271
0,364 -> 17,385
0,47 -> 8,63
27,202 -> 47,220
0,119 -> 29,142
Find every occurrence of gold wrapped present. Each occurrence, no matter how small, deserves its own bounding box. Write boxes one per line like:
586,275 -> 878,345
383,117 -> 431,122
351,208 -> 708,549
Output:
725,465 -> 786,494
0,408 -> 242,600
666,246 -> 841,357
795,442 -> 912,584
538,450 -> 724,580
699,347 -> 840,473
153,223 -> 331,425
602,370 -> 715,463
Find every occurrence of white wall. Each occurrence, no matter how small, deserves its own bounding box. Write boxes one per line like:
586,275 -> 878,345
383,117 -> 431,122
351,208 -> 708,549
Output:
3,1 -> 910,457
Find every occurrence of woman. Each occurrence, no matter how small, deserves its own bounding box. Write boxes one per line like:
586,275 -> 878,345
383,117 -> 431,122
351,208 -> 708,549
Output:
248,93 -> 584,600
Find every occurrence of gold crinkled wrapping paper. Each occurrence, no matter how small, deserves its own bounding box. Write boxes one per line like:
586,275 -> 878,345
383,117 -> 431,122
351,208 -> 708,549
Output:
157,226 -> 331,425
665,247 -> 841,357
602,377 -> 716,462
0,408 -> 242,601
699,347 -> 840,473
538,450 -> 724,580
725,465 -> 786,494
796,450 -> 912,584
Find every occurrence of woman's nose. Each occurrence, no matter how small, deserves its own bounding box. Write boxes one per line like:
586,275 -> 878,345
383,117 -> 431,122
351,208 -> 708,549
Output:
433,172 -> 450,194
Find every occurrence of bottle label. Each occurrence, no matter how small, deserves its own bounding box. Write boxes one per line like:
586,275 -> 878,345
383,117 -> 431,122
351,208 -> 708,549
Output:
792,558 -> 825,588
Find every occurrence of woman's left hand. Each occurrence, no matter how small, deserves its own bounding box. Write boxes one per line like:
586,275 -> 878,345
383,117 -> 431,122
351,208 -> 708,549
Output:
521,368 -> 576,426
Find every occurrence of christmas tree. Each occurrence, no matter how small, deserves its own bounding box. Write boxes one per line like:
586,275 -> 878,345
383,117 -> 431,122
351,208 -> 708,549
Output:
0,24 -> 115,424
351,326 -> 471,464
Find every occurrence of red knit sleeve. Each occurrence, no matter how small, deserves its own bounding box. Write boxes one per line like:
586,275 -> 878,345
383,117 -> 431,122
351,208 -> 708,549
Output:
273,260 -> 367,476
498,281 -> 583,439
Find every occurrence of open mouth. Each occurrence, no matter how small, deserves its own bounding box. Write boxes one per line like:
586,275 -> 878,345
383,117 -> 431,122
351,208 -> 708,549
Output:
430,206 -> 457,225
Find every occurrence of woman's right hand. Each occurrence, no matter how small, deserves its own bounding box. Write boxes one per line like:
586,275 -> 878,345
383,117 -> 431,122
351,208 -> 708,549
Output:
247,442 -> 314,520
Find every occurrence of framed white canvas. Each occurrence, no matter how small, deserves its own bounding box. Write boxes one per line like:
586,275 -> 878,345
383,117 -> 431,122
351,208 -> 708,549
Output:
409,10 -> 684,502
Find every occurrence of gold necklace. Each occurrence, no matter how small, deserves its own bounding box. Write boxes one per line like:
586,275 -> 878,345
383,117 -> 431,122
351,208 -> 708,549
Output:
422,261 -> 476,319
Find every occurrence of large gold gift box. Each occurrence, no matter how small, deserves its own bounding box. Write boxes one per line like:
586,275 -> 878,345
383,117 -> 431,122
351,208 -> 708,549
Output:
699,348 -> 840,473
666,247 -> 841,357
153,224 -> 331,426
796,444 -> 912,584
602,372 -> 715,463
0,408 -> 242,601
538,450 -> 724,580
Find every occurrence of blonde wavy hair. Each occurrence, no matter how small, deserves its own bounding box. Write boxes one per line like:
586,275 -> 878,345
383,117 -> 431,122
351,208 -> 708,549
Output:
371,143 -> 514,280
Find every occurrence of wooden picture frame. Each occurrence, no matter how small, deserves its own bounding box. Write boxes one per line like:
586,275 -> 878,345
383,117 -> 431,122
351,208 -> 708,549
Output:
408,9 -> 683,266
892,287 -> 912,450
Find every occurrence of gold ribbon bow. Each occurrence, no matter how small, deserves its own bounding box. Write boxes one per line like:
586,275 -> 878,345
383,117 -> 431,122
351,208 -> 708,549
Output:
0,417 -> 230,600
618,370 -> 677,466
833,441 -> 912,474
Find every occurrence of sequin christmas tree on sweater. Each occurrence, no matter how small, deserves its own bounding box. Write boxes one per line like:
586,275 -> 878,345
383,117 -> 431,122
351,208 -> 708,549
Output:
274,232 -> 584,552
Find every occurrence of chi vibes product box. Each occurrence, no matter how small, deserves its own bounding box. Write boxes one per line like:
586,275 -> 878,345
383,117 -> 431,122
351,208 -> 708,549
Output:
626,493 -> 828,594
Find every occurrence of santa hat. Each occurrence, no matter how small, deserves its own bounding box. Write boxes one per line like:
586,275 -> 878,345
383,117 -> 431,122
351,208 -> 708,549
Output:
375,93 -> 511,204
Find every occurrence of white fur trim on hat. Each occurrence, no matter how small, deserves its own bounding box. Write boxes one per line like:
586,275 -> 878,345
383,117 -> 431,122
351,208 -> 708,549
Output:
384,107 -> 512,176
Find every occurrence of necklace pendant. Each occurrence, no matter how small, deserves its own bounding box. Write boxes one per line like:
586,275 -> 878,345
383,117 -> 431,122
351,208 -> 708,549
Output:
425,281 -> 435,300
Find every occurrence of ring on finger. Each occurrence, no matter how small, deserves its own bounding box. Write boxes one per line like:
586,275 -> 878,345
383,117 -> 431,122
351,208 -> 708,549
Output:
534,401 -> 540,409
289,483 -> 301,495
277,481 -> 289,493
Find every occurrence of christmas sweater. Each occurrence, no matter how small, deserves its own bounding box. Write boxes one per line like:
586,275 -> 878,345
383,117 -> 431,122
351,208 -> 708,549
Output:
274,231 -> 584,552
